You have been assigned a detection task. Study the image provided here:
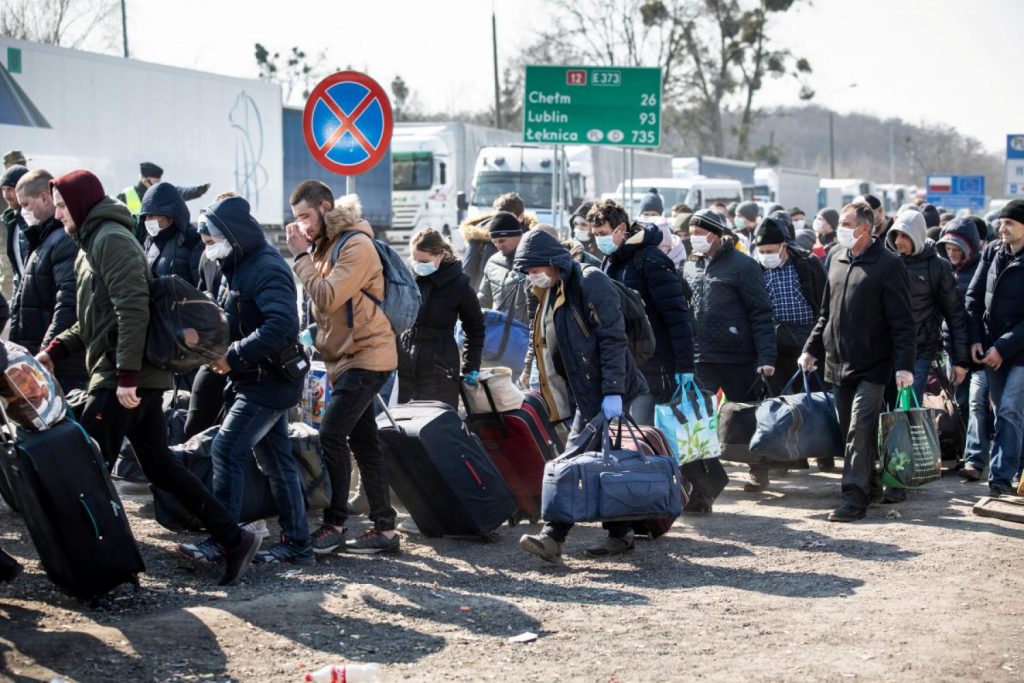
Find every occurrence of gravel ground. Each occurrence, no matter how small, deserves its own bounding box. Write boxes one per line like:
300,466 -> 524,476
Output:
1,463 -> 1023,682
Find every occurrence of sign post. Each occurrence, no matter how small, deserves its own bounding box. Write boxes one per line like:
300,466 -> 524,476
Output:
1006,134 -> 1024,197
302,71 -> 394,194
925,174 -> 986,212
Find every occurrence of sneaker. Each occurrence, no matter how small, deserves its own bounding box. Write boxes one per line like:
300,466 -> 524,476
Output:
583,532 -> 636,558
519,532 -> 564,565
743,468 -> 770,493
176,537 -> 224,564
253,541 -> 315,566
827,504 -> 866,522
345,529 -> 400,554
881,487 -> 906,504
241,519 -> 271,543
220,529 -> 260,586
311,524 -> 347,555
816,457 -> 836,473
958,464 -> 983,482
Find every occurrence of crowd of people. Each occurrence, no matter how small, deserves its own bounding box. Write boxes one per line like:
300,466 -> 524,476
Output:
0,148 -> 1022,584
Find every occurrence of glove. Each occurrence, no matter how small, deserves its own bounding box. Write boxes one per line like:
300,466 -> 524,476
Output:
463,370 -> 480,387
299,327 -> 315,348
601,395 -> 623,420
675,372 -> 694,390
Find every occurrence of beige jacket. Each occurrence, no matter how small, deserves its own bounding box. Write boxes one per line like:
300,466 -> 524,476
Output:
293,205 -> 397,381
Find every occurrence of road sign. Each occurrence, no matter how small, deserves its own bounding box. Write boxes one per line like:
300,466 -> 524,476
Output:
1006,134 -> 1024,196
522,65 -> 661,147
925,174 -> 986,211
302,71 -> 393,176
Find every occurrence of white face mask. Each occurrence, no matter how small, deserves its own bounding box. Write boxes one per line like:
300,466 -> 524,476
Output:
527,272 -> 553,289
204,240 -> 232,260
574,228 -> 592,242
758,251 -> 783,269
21,209 -> 37,226
813,218 -> 826,234
836,227 -> 857,249
793,219 -> 805,231
690,235 -> 711,254
145,219 -> 161,237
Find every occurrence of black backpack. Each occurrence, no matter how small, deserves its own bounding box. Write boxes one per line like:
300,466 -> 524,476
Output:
581,264 -> 657,366
146,275 -> 230,373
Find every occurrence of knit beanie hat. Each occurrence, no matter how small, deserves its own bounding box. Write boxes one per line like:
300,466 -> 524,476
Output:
754,216 -> 789,246
690,209 -> 727,236
488,211 -> 524,238
1000,199 -> 1024,225
638,188 -> 664,215
50,170 -> 105,229
0,165 -> 29,189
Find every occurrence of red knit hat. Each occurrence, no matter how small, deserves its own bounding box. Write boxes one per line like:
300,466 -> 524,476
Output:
50,170 -> 105,229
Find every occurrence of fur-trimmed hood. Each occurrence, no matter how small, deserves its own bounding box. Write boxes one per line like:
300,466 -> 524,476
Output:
323,193 -> 374,244
460,211 -> 538,244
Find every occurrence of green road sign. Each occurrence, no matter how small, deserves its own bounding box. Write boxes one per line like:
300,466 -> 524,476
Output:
523,65 -> 662,147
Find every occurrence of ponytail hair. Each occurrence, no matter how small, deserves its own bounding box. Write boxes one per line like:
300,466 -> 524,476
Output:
410,227 -> 455,263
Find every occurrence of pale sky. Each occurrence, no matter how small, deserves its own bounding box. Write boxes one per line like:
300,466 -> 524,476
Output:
119,0 -> 1022,154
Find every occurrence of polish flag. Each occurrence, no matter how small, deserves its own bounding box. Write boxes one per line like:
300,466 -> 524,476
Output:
929,177 -> 952,193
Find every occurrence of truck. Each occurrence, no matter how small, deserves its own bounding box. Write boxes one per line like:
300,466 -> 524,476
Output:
389,122 -> 518,244
606,176 -> 744,216
753,167 -> 820,212
818,178 -> 875,210
674,156 -> 756,197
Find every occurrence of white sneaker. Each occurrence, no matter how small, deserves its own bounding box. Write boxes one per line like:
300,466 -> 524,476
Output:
397,517 -> 420,534
241,519 -> 270,543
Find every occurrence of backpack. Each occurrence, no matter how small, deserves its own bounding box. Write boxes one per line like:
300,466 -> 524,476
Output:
581,264 -> 657,366
330,231 -> 420,336
146,274 -> 230,373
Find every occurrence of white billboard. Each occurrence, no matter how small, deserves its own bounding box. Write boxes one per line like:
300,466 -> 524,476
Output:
0,37 -> 283,224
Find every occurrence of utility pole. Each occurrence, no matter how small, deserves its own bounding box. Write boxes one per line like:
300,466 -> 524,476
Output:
828,111 -> 835,179
121,0 -> 129,58
492,6 -> 501,129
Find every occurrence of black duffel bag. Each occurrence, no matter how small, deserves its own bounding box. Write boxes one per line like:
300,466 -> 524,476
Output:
146,275 -> 229,374
749,371 -> 843,462
717,376 -> 771,464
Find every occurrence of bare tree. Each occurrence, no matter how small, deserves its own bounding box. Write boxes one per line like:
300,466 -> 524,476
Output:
254,43 -> 334,104
0,0 -> 119,51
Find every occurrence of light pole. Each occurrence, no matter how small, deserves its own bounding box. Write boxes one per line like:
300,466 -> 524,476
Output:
828,82 -> 857,179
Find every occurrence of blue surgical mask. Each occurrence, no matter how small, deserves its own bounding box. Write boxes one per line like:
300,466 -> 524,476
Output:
595,234 -> 618,255
413,261 -> 438,277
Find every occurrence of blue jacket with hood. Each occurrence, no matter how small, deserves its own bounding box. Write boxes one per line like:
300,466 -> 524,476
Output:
514,229 -> 646,420
603,223 -> 694,388
203,196 -> 303,409
139,182 -> 203,286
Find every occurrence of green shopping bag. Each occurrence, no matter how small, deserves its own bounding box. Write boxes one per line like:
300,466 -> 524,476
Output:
878,387 -> 942,489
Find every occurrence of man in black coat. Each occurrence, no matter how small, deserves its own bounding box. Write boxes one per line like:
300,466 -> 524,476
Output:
801,202 -> 916,522
139,182 -> 204,286
116,161 -> 210,219
591,199 -> 694,425
11,169 -> 86,390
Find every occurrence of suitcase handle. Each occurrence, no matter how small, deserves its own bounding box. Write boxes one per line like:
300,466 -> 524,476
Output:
375,393 -> 398,430
79,496 -> 102,540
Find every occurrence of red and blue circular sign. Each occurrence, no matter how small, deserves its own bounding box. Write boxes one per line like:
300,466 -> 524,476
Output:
302,71 -> 393,176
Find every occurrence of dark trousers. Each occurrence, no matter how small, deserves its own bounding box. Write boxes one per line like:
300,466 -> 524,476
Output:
695,361 -> 761,403
81,387 -> 241,548
185,366 -> 228,440
834,380 -> 887,509
320,368 -> 396,531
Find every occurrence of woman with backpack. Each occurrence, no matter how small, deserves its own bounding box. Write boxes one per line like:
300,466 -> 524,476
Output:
398,228 -> 485,409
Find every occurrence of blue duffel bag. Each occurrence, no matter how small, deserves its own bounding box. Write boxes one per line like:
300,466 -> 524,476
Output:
456,309 -> 530,375
541,414 -> 684,524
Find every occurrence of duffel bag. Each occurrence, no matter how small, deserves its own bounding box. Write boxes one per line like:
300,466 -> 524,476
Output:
457,309 -> 530,375
146,275 -> 230,374
717,376 -> 771,464
749,371 -> 842,462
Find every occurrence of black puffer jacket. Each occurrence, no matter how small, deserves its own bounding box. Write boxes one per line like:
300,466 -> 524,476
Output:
398,259 -> 484,408
514,230 -> 647,420
603,224 -> 694,384
683,239 -> 777,368
140,182 -> 203,286
8,215 -> 86,386
967,240 -> 1024,367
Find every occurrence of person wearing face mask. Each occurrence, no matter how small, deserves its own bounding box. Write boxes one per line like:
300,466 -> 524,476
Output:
800,202 -> 916,522
856,194 -> 891,239
569,201 -> 600,260
512,229 -> 647,563
1,164 -> 30,295
683,209 -> 777,420
478,211 -> 532,325
398,228 -> 484,408
733,201 -> 760,247
589,199 -> 694,426
9,169 -> 85,391
138,181 -> 204,286
812,208 -> 839,264
965,199 -> 1024,497
177,195 -> 312,567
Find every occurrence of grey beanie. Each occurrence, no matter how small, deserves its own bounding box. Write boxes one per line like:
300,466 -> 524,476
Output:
638,188 -> 663,215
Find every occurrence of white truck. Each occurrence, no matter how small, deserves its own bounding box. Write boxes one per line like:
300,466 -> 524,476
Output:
818,178 -> 875,211
606,176 -> 744,216
753,167 -> 820,212
389,122 -> 518,244
0,36 -> 284,225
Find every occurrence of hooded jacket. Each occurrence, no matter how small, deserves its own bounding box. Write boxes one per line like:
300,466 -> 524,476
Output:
966,239 -> 1024,367
937,217 -> 983,299
514,229 -> 646,420
603,223 -> 694,382
460,212 -> 537,291
140,182 -> 203,286
52,183 -> 169,392
204,196 -> 303,409
886,213 -> 970,365
804,238 -> 916,386
293,196 -> 397,382
682,238 -> 777,368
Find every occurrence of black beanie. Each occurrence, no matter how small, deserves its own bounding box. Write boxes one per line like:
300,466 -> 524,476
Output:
488,211 -> 523,238
0,164 -> 29,189
754,216 -> 789,246
921,204 -> 941,228
140,161 -> 164,178
1000,199 -> 1024,225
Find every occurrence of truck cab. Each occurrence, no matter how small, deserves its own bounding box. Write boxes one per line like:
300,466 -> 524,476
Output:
469,146 -> 578,228
390,128 -> 454,245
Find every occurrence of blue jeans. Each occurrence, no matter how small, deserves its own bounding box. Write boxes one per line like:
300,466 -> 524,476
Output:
965,370 -> 993,470
986,365 -> 1024,492
211,395 -> 309,545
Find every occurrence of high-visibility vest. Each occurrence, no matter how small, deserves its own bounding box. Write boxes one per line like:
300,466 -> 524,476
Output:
122,185 -> 142,215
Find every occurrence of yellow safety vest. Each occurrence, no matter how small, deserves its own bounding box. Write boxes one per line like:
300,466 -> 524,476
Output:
122,185 -> 142,215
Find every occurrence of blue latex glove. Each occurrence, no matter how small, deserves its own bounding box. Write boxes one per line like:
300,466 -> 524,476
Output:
601,394 -> 623,420
463,370 -> 480,387
676,372 -> 695,390
299,326 -> 315,348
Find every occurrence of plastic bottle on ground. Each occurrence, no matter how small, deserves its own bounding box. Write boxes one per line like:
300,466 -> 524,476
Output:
305,663 -> 381,683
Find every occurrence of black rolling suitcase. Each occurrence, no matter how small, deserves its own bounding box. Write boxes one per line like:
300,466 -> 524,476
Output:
376,399 -> 517,537
680,457 -> 730,514
0,414 -> 145,599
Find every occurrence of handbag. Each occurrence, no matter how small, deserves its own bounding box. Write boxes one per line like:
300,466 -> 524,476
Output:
749,371 -> 843,462
461,367 -> 525,414
456,309 -> 530,375
922,362 -> 966,469
540,414 -> 683,524
655,379 -> 721,464
716,376 -> 771,464
879,386 -> 942,489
